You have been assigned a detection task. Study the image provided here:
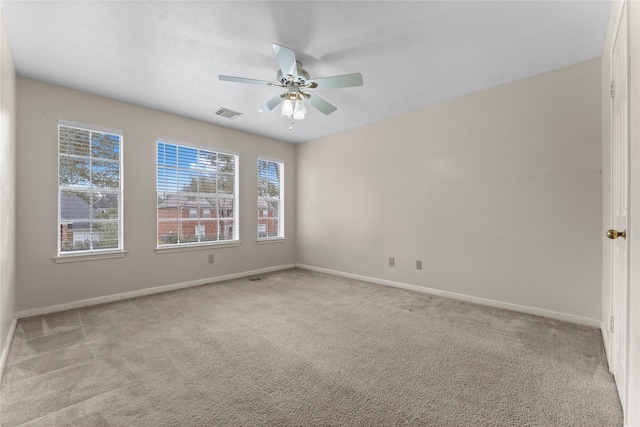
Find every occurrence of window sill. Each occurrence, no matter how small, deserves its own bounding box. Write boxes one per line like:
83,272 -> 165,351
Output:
53,250 -> 128,264
155,240 -> 242,254
256,237 -> 286,245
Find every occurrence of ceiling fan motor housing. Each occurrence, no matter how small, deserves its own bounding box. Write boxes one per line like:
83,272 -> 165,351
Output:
277,62 -> 310,86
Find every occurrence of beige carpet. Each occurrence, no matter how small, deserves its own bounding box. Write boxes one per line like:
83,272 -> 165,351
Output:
1,268 -> 623,426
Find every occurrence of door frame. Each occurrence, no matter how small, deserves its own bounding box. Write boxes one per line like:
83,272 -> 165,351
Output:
604,1 -> 639,425
609,0 -> 629,408
624,1 -> 640,425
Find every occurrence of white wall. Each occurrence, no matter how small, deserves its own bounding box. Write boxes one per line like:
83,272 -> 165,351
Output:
297,59 -> 602,324
16,77 -> 296,312
0,3 -> 17,375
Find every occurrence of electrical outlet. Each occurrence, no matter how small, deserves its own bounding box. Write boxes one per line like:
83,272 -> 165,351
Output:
416,260 -> 422,270
389,257 -> 395,267
208,254 -> 214,264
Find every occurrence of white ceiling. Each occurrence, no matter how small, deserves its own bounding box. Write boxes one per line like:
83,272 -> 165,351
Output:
2,1 -> 610,144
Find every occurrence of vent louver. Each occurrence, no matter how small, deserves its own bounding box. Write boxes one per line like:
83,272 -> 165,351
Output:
215,108 -> 242,120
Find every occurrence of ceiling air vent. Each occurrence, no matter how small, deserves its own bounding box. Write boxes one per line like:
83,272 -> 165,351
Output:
215,107 -> 242,120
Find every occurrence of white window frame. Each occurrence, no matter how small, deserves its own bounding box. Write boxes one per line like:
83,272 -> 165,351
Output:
56,120 -> 124,259
257,157 -> 284,241
156,140 -> 240,250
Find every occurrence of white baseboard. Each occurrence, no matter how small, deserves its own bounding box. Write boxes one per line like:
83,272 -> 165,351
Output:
0,318 -> 18,383
16,262 -> 601,329
17,264 -> 296,319
296,264 -> 601,328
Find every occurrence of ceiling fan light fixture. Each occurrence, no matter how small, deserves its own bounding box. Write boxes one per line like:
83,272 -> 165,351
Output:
293,99 -> 306,120
281,98 -> 294,118
281,92 -> 306,120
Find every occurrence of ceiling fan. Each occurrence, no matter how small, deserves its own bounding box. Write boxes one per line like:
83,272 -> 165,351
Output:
219,44 -> 364,129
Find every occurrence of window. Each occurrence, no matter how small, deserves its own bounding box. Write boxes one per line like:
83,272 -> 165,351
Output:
258,158 -> 284,239
157,141 -> 238,247
58,122 -> 123,255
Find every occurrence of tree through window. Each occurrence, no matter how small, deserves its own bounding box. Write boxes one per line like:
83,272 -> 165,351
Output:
258,158 -> 284,239
157,142 -> 239,246
58,122 -> 123,254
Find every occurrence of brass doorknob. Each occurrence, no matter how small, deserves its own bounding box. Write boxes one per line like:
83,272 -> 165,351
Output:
606,229 -> 627,240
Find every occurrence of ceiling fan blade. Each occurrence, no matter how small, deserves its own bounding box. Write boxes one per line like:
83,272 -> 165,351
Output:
219,75 -> 275,86
259,94 -> 284,113
308,73 -> 364,89
273,44 -> 298,80
306,92 -> 337,115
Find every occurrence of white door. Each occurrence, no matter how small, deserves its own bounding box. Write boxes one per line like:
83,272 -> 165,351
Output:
609,3 -> 629,410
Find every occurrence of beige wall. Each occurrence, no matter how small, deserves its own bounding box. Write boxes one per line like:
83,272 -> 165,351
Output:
0,4 -> 17,371
297,58 -> 603,323
16,77 -> 296,312
13,57 -> 603,324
